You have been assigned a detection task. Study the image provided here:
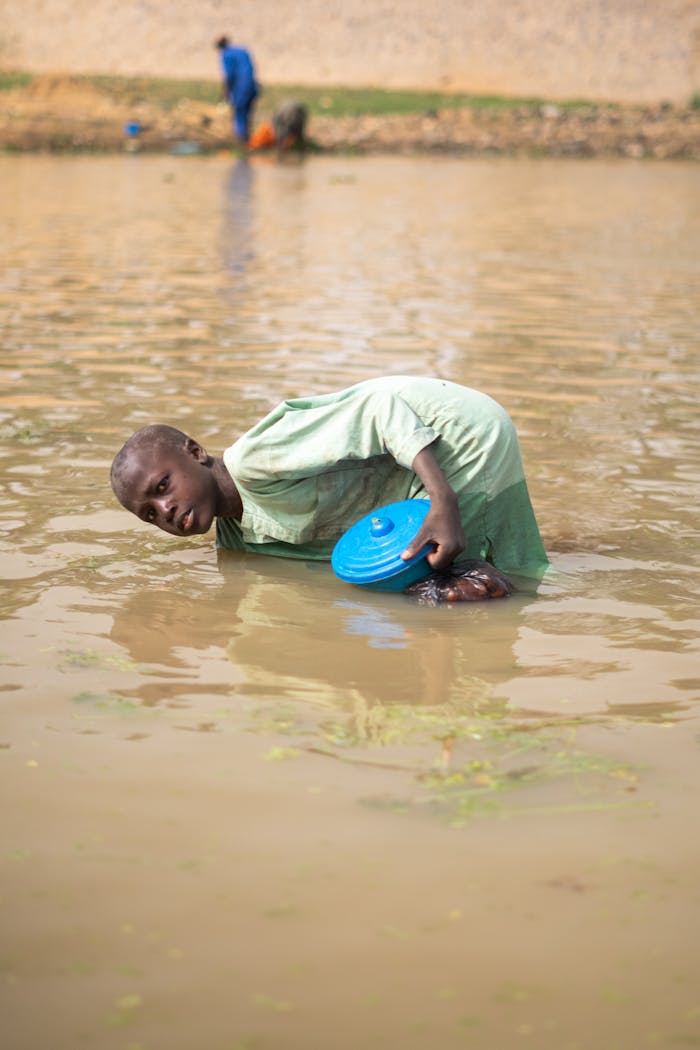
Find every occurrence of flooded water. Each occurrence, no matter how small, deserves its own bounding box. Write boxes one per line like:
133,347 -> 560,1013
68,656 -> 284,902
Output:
1,152 -> 699,1050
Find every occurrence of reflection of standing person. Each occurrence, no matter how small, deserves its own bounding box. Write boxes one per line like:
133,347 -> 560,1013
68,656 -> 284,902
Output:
214,34 -> 259,144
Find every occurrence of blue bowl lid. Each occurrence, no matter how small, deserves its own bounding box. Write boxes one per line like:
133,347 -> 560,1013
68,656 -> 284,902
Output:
331,499 -> 432,585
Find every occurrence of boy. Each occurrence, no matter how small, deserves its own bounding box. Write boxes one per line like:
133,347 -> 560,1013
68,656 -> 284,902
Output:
110,375 -> 549,600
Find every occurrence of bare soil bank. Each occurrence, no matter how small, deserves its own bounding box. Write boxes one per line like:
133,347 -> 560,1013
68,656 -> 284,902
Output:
3,0 -> 699,104
2,74 -> 699,159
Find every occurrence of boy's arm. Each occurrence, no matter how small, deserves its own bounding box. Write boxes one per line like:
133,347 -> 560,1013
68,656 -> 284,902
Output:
401,443 -> 465,570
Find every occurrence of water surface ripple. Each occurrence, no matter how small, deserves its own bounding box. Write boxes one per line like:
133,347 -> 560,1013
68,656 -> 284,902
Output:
1,153 -> 699,1050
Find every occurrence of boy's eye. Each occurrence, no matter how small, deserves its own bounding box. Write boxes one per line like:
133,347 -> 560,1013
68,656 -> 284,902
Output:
145,507 -> 156,522
156,475 -> 168,493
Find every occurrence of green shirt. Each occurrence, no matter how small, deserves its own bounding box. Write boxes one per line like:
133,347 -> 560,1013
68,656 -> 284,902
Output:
216,375 -> 549,576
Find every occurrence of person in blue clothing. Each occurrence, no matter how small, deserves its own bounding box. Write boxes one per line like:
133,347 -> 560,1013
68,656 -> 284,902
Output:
214,34 -> 259,145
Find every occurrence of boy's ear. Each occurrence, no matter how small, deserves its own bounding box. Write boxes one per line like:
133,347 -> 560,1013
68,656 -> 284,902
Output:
185,437 -> 209,463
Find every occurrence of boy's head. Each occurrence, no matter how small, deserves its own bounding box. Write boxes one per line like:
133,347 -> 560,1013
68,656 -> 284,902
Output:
110,424 -> 219,537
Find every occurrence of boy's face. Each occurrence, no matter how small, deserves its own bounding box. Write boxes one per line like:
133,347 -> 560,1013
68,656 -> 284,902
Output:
119,440 -> 219,537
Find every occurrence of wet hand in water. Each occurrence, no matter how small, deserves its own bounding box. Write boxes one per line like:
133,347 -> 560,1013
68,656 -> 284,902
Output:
405,560 -> 513,604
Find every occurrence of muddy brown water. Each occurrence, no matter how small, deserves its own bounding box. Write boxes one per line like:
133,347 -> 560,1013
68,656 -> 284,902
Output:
1,153 -> 699,1049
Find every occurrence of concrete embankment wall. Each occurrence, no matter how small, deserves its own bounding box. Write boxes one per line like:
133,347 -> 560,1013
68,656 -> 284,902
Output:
1,0 -> 699,104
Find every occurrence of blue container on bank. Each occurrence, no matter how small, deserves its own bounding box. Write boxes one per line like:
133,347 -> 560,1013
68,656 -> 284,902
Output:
331,499 -> 433,592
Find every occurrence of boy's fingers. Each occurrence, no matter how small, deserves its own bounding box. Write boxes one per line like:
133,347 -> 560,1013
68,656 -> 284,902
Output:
426,547 -> 453,571
402,542 -> 453,573
401,547 -> 423,562
401,527 -> 432,561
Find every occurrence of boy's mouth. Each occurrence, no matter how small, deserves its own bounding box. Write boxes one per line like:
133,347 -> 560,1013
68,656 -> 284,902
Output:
180,508 -> 194,533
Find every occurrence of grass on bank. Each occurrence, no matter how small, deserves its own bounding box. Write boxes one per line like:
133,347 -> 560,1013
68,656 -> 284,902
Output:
0,71 -> 32,91
0,69 -> 603,117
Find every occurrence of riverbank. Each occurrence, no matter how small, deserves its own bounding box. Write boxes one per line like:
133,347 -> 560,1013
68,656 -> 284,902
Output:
2,73 -> 699,159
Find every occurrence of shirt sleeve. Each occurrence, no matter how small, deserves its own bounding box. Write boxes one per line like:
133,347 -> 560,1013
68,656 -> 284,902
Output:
227,384 -> 440,484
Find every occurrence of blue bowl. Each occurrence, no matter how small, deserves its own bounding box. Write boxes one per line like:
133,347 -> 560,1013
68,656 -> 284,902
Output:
357,553 -> 432,592
331,500 -> 433,592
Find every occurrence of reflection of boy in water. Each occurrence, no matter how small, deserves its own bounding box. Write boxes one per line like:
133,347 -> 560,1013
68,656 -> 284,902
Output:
109,376 -> 549,602
108,564 -> 520,710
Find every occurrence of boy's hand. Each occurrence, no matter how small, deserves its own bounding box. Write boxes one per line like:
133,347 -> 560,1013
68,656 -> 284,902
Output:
401,499 -> 465,571
401,443 -> 466,571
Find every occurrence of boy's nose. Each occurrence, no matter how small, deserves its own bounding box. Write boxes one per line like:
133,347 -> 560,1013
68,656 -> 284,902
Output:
156,495 -> 177,523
